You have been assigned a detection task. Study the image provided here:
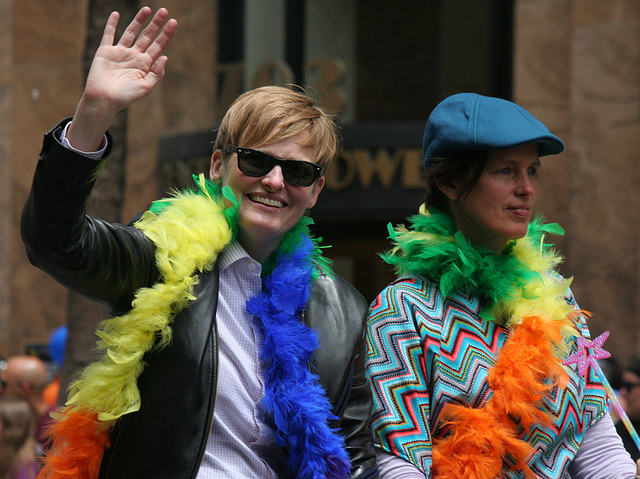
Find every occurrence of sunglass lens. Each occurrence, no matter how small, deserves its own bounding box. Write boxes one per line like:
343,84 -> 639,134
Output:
237,150 -> 272,177
234,146 -> 318,187
284,162 -> 317,187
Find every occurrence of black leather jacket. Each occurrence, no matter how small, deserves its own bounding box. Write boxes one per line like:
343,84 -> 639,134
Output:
21,120 -> 378,479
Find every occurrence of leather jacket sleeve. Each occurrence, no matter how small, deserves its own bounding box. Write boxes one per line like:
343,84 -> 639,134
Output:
343,322 -> 379,479
21,119 -> 159,314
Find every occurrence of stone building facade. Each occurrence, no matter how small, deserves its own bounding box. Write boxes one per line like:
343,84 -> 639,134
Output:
2,0 -> 639,369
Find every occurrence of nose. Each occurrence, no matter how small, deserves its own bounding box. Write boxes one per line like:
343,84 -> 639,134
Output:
515,172 -> 536,197
261,165 -> 286,190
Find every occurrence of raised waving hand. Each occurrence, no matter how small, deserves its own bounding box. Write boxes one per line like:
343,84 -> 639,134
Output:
67,7 -> 177,151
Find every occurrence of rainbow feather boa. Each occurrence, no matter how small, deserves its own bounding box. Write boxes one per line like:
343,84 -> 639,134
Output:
38,174 -> 348,479
382,206 -> 582,478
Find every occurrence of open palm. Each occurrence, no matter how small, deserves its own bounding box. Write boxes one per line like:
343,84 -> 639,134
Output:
82,7 -> 177,117
66,7 -> 177,152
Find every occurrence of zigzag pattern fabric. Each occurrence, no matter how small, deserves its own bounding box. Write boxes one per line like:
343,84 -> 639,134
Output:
366,276 -> 608,478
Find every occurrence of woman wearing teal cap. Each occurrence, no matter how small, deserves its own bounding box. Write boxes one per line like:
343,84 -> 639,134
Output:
365,93 -> 639,478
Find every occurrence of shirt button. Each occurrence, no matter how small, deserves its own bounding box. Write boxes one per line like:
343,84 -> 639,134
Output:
249,263 -> 261,275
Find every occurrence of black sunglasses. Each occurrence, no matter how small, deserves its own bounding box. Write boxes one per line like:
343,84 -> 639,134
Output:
620,381 -> 640,393
224,145 -> 323,187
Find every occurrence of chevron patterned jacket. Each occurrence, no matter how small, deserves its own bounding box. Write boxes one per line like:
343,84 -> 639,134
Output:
365,276 -> 607,478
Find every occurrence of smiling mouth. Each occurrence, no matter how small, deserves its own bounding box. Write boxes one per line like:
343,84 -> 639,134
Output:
249,194 -> 284,208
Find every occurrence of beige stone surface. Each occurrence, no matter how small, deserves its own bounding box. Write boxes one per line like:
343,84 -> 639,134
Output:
569,20 -> 640,359
573,0 -> 640,26
13,0 -> 86,63
5,0 -> 87,357
515,0 -> 640,363
0,0 -> 13,350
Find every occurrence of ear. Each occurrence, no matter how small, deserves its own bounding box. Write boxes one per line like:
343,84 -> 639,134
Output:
305,176 -> 325,209
435,178 -> 462,200
209,149 -> 224,181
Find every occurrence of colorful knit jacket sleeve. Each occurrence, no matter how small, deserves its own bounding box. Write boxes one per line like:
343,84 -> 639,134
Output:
365,276 -> 439,473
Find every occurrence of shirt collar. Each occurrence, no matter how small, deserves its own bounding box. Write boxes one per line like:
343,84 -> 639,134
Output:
219,240 -> 261,273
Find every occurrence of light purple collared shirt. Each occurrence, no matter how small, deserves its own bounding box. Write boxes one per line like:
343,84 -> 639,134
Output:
196,241 -> 287,479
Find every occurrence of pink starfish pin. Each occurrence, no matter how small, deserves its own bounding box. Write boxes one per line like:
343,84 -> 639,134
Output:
562,331 -> 611,377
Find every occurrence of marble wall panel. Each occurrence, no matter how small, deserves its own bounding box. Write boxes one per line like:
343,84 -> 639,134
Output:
569,20 -> 640,359
0,0 -> 13,353
7,0 -> 87,356
514,0 -> 573,252
573,0 -> 640,26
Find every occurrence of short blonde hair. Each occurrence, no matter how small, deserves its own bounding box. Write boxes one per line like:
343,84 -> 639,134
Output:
213,85 -> 339,167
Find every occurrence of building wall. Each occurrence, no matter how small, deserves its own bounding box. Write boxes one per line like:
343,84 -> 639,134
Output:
2,0 -> 218,358
514,0 -> 640,364
8,0 -> 88,358
0,0 -> 13,353
3,0 -> 640,366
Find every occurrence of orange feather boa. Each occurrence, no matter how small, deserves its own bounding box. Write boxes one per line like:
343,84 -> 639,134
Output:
431,313 -> 576,478
37,409 -> 110,479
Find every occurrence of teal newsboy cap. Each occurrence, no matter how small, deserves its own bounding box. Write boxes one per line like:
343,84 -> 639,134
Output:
422,93 -> 564,168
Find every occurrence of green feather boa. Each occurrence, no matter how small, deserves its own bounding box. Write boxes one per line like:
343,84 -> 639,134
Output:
382,206 -> 571,328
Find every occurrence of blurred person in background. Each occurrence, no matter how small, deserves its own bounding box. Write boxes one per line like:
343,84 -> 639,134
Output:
0,397 -> 40,479
0,356 -> 55,455
618,357 -> 640,461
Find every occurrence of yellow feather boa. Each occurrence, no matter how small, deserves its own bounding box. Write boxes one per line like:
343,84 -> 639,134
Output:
40,176 -> 234,479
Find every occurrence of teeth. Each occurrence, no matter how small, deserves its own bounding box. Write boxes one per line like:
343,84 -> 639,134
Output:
250,194 -> 283,208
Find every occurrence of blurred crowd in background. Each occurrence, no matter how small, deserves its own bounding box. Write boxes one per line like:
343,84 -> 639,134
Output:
1,326 -> 639,478
0,326 -> 65,479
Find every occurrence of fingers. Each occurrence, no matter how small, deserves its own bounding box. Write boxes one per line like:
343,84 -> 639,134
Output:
99,11 -> 121,47
134,8 -> 173,51
98,7 -> 177,66
109,7 -> 177,62
144,17 -> 178,61
149,55 -> 169,80
119,7 -> 176,56
117,6 -> 154,48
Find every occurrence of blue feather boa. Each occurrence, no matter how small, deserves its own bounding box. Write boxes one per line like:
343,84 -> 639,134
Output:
247,234 -> 351,479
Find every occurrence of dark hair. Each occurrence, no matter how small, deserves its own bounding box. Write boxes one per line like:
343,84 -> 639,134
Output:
423,151 -> 487,213
599,356 -> 622,390
626,357 -> 640,379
